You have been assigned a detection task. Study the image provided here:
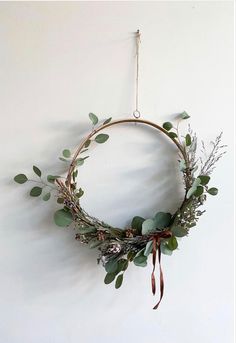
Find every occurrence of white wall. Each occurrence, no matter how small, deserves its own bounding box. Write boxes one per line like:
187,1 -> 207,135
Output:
0,2 -> 234,343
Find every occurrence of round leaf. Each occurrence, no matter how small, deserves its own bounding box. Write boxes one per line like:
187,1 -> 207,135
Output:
168,132 -> 178,139
195,185 -> 204,197
33,166 -> 41,177
54,209 -> 73,227
133,254 -> 147,267
154,212 -> 172,229
167,236 -> 178,251
163,122 -> 173,131
160,242 -> 173,256
142,219 -> 156,235
89,113 -> 98,125
62,149 -> 71,158
115,274 -> 123,289
171,226 -> 188,237
95,134 -> 109,144
208,187 -> 218,196
104,273 -> 116,284
198,175 -> 210,185
30,187 -> 42,197
14,174 -> 28,184
131,216 -> 145,234
43,192 -> 51,201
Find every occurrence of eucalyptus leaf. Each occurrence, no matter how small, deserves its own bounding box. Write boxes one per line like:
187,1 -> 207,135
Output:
84,140 -> 91,148
133,254 -> 147,267
186,178 -> 201,199
105,259 -> 118,274
144,241 -> 153,257
30,187 -> 42,197
33,166 -> 41,177
163,122 -> 173,131
59,157 -> 68,162
95,134 -> 109,144
168,132 -> 178,139
207,187 -> 218,195
195,185 -> 204,197
154,212 -> 172,229
54,209 -> 73,227
62,149 -> 71,158
167,236 -> 178,251
131,216 -> 145,234
179,159 -> 186,171
89,239 -> 102,249
171,226 -> 188,237
89,113 -> 98,125
47,175 -> 60,183
115,274 -> 123,289
198,175 -> 210,185
142,219 -> 156,235
14,174 -> 28,184
78,226 -> 96,234
43,192 -> 51,201
160,242 -> 173,256
104,273 -> 116,284
103,117 -> 112,125
180,111 -> 190,119
185,134 -> 191,146
75,188 -> 84,199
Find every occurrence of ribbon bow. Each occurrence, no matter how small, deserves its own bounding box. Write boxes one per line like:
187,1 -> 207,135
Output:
151,230 -> 172,310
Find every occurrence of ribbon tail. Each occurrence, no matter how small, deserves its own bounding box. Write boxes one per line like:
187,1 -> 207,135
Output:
151,237 -> 157,295
153,239 -> 164,310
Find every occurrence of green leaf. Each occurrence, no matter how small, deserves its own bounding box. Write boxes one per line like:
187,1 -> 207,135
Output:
59,157 -> 68,162
89,113 -> 98,125
47,175 -> 60,183
186,178 -> 201,198
160,242 -> 173,255
185,134 -> 191,146
62,149 -> 71,158
30,187 -> 42,197
167,236 -> 178,251
133,254 -> 147,267
33,166 -> 41,177
57,198 -> 64,204
105,259 -> 118,274
76,156 -> 89,166
163,122 -> 173,131
198,175 -> 210,185
131,216 -> 145,234
142,219 -> 156,235
144,240 -> 153,257
104,273 -> 116,284
180,111 -> 190,119
14,174 -> 28,184
75,188 -> 84,199
78,226 -> 96,234
103,117 -> 112,125
207,187 -> 218,196
95,134 -> 109,144
127,251 -> 136,262
54,209 -> 73,227
195,185 -> 204,197
179,159 -> 186,171
43,192 -> 51,201
154,212 -> 172,229
89,239 -> 102,249
84,140 -> 91,148
171,226 -> 188,237
168,132 -> 178,139
115,274 -> 123,289
117,259 -> 128,272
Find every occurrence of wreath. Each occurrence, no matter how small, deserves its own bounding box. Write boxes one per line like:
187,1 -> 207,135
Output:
14,111 -> 225,309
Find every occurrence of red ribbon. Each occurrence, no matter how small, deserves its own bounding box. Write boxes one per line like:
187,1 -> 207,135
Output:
151,230 -> 172,310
